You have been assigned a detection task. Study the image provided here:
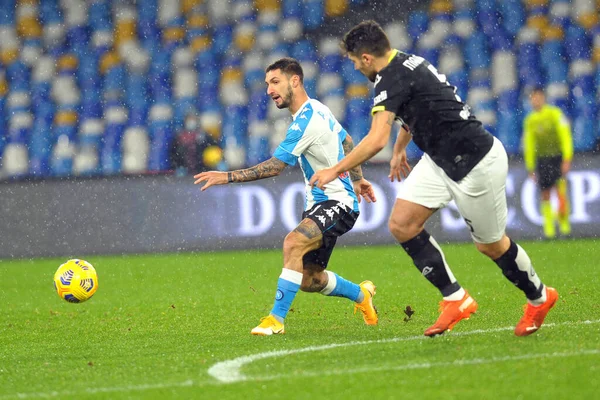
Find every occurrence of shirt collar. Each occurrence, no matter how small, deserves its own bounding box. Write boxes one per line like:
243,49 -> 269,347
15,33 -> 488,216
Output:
292,98 -> 311,120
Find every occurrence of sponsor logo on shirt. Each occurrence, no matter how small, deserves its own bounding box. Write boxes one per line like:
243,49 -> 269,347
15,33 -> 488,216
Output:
403,54 -> 425,71
374,74 -> 382,87
373,90 -> 387,105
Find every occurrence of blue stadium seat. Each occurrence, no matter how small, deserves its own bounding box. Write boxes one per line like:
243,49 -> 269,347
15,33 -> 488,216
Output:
147,103 -> 173,171
517,38 -> 543,88
464,31 -> 491,71
0,0 -> 14,25
221,105 -> 248,148
345,97 -> 370,143
101,106 -> 128,175
407,10 -> 428,42
6,61 -> 30,92
282,0 -> 302,18
302,0 -> 324,31
565,25 -> 592,61
212,23 -> 233,57
495,89 -> 521,154
499,0 -> 525,37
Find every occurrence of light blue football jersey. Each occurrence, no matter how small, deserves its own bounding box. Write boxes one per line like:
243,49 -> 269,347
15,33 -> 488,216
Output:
273,99 -> 359,212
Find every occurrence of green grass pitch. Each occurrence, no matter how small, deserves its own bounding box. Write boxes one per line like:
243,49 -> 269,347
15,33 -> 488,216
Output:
1,239 -> 599,399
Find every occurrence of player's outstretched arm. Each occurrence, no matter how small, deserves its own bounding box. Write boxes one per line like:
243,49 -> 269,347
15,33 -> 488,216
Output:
341,133 -> 364,183
193,157 -> 287,191
309,110 -> 395,189
342,133 -> 376,203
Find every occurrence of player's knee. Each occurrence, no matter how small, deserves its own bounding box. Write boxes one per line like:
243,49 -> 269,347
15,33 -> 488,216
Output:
388,215 -> 421,242
475,238 -> 509,260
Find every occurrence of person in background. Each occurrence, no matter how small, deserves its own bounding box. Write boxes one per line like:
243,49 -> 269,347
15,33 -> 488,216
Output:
170,112 -> 222,175
523,87 -> 573,239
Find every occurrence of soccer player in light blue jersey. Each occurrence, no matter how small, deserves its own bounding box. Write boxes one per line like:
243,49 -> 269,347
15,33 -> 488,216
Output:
194,58 -> 378,335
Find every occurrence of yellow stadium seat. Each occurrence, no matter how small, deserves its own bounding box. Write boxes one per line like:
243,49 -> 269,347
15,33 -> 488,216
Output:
578,12 -> 599,30
191,35 -> 211,53
527,14 -> 549,31
17,0 -> 38,5
100,51 -> 121,74
58,54 -> 79,71
346,84 -> 370,98
221,67 -> 243,83
524,0 -> 548,8
234,32 -> 255,52
54,110 -> 78,126
115,20 -> 136,46
17,16 -> 42,38
541,25 -> 564,41
255,0 -> 281,12
325,0 -> 348,17
187,14 -> 209,29
181,0 -> 202,14
1,48 -> 19,65
593,47 -> 600,64
430,0 -> 453,15
0,78 -> 8,97
163,27 -> 185,43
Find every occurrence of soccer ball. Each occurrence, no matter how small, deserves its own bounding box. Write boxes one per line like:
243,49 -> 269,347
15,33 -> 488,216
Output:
53,259 -> 98,303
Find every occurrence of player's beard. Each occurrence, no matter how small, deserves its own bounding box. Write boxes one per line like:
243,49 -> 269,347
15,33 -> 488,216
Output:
367,70 -> 377,82
276,84 -> 294,109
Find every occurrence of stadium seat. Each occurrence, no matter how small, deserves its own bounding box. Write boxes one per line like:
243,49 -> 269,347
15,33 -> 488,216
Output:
101,105 -> 128,175
2,142 -> 29,177
147,103 -> 173,172
302,0 -> 324,30
122,126 -> 150,173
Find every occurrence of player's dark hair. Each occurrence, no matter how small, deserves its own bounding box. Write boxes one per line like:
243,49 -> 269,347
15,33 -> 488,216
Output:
265,57 -> 304,83
530,85 -> 545,95
341,20 -> 391,57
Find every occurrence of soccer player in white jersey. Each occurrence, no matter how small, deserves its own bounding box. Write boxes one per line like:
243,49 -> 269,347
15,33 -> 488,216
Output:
194,58 -> 378,335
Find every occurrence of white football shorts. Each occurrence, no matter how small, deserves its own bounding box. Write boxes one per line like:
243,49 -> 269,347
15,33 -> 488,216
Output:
397,137 -> 508,244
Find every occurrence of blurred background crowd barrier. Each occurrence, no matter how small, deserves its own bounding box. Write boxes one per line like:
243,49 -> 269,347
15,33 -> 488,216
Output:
1,158 -> 599,258
0,0 -> 599,257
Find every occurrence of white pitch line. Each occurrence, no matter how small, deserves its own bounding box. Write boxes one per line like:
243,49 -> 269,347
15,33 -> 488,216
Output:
251,348 -> 600,383
1,319 -> 598,399
208,319 -> 600,383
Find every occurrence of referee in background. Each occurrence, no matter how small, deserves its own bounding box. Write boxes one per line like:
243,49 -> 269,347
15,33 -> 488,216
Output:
523,87 -> 573,239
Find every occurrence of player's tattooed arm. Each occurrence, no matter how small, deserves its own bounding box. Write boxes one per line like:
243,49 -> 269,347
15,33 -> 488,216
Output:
386,112 -> 396,126
342,134 -> 364,182
229,157 -> 286,183
194,157 -> 286,191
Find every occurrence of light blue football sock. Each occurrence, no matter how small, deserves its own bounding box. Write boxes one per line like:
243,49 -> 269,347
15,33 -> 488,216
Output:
320,271 -> 363,302
270,269 -> 302,322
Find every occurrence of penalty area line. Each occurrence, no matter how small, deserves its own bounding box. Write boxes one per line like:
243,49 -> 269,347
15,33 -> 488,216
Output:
207,319 -> 600,383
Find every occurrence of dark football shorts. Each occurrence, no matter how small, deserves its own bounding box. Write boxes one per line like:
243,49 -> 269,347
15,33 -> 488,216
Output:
536,156 -> 562,190
301,200 -> 358,269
